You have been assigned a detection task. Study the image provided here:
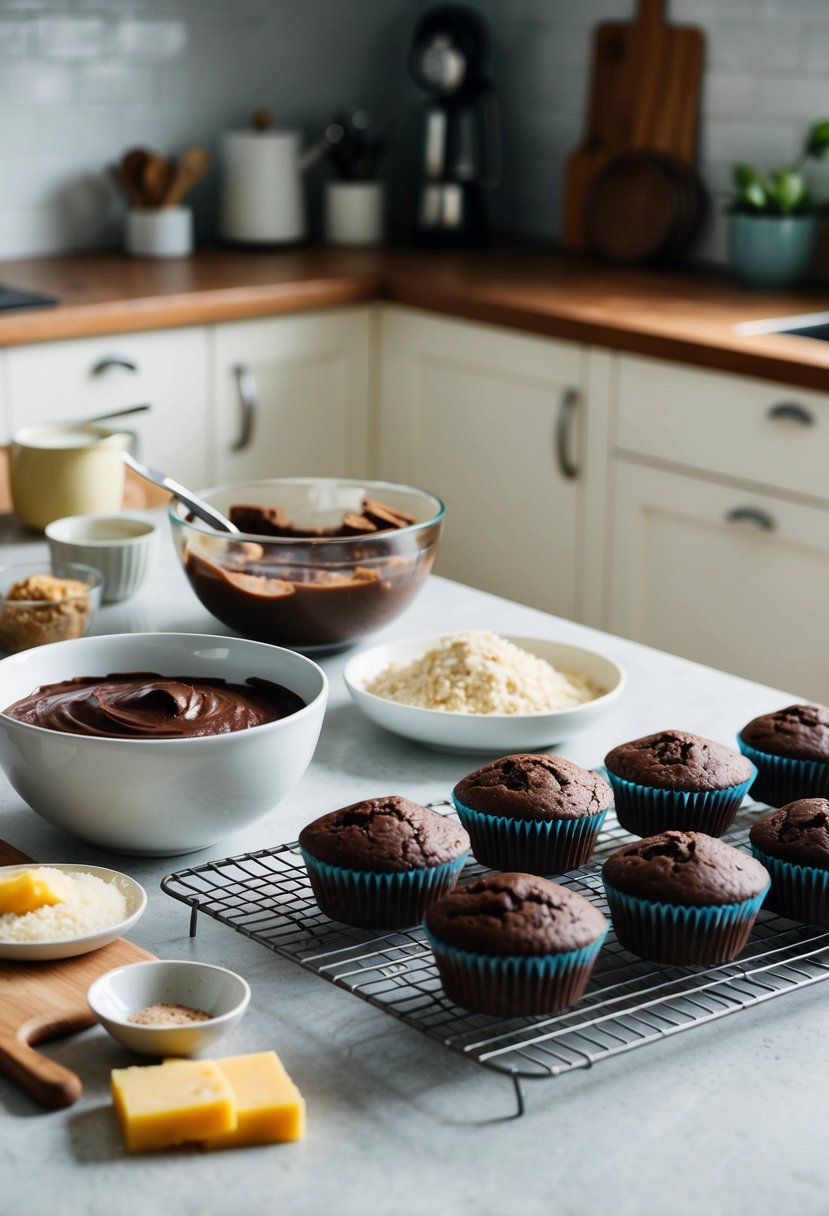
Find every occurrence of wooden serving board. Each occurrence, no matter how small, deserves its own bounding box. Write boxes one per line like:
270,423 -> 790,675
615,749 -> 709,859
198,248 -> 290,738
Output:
0,839 -> 154,1109
563,0 -> 704,249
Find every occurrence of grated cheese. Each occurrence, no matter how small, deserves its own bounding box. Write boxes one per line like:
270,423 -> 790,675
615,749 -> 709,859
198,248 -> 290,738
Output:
0,867 -> 127,942
365,631 -> 604,716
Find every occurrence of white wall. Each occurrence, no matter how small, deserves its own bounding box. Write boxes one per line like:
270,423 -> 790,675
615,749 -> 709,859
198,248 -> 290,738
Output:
476,0 -> 829,261
0,0 -> 413,258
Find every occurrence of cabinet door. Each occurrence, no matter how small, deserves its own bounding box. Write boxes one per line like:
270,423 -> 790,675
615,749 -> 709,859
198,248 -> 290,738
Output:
609,458 -> 829,702
378,306 -> 585,619
4,328 -> 208,489
210,309 -> 370,484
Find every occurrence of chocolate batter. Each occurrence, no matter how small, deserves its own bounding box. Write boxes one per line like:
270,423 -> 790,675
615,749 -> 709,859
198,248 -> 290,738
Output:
4,672 -> 305,738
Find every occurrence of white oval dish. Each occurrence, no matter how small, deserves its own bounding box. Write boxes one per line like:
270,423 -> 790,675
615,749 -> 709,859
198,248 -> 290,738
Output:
87,959 -> 250,1057
344,635 -> 626,754
0,863 -> 146,961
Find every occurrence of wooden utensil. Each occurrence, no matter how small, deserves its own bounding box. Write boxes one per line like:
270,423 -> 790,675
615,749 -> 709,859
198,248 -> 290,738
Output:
161,146 -> 210,207
562,0 -> 704,249
121,147 -> 151,208
141,152 -> 174,208
0,839 -> 154,1109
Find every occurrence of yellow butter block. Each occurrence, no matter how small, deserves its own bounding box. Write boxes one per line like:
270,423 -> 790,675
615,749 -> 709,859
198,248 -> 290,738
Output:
0,867 -> 66,916
205,1051 -> 306,1148
111,1060 -> 237,1153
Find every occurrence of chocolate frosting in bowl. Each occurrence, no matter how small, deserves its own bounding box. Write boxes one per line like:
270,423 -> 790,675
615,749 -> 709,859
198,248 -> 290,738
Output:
4,672 -> 305,738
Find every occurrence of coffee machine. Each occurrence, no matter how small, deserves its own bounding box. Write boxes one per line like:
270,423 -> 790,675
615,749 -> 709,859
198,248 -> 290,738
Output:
409,5 -> 500,248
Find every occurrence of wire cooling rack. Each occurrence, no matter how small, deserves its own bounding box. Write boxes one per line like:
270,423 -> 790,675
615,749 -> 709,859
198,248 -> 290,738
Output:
161,804 -> 829,1116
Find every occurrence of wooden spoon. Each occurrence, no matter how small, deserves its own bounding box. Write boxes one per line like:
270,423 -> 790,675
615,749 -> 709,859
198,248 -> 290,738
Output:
121,147 -> 151,206
161,147 -> 210,207
141,153 -> 174,208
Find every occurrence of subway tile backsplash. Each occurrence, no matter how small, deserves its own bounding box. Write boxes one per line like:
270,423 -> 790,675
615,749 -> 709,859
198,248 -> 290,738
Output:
0,0 -> 824,262
0,0 -> 409,258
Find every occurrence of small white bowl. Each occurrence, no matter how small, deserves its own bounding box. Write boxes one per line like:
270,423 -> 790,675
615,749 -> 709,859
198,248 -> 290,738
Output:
87,959 -> 250,1057
46,513 -> 159,603
344,635 -> 626,754
0,863 -> 146,961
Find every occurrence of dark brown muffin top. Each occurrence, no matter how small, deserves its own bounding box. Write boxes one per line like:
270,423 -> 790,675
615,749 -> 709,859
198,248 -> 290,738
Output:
749,799 -> 829,869
298,796 -> 469,873
604,730 -> 754,792
425,872 -> 607,956
603,831 -> 769,907
453,754 -> 613,822
740,704 -> 829,763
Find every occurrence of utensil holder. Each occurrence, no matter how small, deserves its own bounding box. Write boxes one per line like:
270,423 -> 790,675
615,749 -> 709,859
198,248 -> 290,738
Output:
324,181 -> 384,247
125,207 -> 193,258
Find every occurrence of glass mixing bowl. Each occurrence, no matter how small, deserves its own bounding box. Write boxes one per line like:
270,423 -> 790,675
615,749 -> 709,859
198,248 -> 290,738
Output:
169,477 -> 445,650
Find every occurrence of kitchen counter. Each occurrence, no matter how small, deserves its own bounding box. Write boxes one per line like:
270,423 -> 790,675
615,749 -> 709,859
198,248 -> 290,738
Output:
1,245 -> 829,389
0,513 -> 826,1216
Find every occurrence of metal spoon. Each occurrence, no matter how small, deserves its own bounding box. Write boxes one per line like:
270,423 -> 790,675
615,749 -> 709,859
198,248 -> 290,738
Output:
123,451 -> 238,533
42,403 -> 152,430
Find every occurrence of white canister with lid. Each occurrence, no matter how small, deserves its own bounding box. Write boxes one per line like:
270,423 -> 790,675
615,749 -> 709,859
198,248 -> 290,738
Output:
220,118 -> 328,245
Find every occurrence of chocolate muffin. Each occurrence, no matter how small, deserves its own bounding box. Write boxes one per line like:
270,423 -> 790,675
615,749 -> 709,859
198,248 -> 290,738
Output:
738,704 -> 829,806
602,830 -> 770,965
603,729 -> 756,838
298,796 -> 470,929
451,754 -> 613,874
424,872 -> 607,1016
749,798 -> 829,927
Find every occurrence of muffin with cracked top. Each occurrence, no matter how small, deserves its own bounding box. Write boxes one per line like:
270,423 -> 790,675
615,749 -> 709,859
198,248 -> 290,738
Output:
604,729 -> 756,838
749,798 -> 829,927
738,703 -> 829,807
424,871 -> 608,1016
451,753 -> 613,875
298,795 -> 469,929
602,830 -> 770,964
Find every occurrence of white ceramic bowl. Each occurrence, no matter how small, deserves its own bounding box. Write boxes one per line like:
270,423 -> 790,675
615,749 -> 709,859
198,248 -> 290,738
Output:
0,632 -> 328,855
344,635 -> 626,754
45,513 -> 159,603
0,863 -> 146,961
87,959 -> 250,1056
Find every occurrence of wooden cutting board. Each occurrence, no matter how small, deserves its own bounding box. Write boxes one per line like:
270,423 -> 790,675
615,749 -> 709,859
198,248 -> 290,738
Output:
0,839 -> 154,1109
562,0 -> 704,249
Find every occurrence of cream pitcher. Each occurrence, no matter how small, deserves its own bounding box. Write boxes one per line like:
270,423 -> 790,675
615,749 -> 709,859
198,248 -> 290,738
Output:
9,425 -> 131,531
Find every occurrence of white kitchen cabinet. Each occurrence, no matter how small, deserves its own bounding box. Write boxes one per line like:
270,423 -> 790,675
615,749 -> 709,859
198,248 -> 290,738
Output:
607,354 -> 829,702
378,305 -> 587,619
2,328 -> 208,489
209,308 -> 371,485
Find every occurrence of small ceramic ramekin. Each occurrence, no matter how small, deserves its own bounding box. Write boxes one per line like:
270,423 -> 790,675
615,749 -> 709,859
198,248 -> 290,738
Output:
87,959 -> 251,1057
46,513 -> 159,602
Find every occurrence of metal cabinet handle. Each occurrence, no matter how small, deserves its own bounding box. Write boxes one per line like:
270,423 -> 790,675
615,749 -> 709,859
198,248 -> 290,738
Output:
725,507 -> 776,531
555,386 -> 579,480
232,363 -> 257,452
91,355 -> 138,375
767,401 -> 815,426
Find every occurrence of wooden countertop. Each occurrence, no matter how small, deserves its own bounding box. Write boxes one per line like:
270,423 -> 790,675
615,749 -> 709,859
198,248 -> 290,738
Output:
2,244 -> 829,390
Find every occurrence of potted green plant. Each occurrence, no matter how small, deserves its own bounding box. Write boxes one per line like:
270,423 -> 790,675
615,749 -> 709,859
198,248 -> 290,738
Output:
728,120 -> 829,288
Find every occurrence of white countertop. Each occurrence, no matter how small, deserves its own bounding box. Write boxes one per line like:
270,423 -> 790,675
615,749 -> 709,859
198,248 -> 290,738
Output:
0,512 -> 824,1216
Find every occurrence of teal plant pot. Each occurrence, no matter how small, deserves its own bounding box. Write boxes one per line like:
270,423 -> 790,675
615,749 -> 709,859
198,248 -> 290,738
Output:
728,213 -> 817,289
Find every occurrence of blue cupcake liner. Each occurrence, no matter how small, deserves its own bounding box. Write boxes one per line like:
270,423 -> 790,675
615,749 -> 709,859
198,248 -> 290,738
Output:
603,767 -> 756,839
750,845 -> 829,928
737,735 -> 829,807
300,849 -> 468,930
424,926 -> 607,1017
451,794 -> 608,875
602,879 -> 769,965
